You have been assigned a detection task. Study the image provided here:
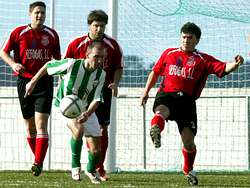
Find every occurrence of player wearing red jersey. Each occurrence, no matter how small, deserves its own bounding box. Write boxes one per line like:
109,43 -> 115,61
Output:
0,1 -> 61,176
140,22 -> 244,186
64,10 -> 123,182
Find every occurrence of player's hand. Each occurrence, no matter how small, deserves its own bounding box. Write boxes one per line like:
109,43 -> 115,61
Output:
108,83 -> 118,97
11,63 -> 25,75
77,111 -> 89,123
234,55 -> 244,66
140,93 -> 149,106
24,81 -> 36,98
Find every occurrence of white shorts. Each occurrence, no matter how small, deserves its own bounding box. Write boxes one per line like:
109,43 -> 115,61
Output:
83,112 -> 101,137
59,110 -> 101,137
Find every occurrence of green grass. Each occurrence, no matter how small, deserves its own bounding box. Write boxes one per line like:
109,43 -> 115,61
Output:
0,171 -> 250,187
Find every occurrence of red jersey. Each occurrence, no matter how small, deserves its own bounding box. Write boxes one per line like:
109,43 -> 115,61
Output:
63,34 -> 123,85
153,48 -> 226,99
2,25 -> 61,78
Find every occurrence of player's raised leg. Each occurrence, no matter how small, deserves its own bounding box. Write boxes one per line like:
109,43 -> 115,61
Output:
150,111 -> 165,148
150,104 -> 170,148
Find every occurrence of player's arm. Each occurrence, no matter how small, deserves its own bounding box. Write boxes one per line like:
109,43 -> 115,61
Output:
25,59 -> 71,96
0,50 -> 25,75
108,42 -> 123,97
77,100 -> 100,124
86,101 -> 100,117
108,68 -> 123,97
224,55 -> 244,73
52,31 -> 61,60
77,101 -> 100,124
140,71 -> 159,106
25,63 -> 49,97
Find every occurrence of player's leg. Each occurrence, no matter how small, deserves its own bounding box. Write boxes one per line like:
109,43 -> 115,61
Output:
181,127 -> 196,174
177,98 -> 198,185
84,113 -> 101,184
150,105 -> 169,148
150,92 -> 171,148
33,112 -> 49,166
27,112 -> 49,177
181,127 -> 198,186
17,77 -> 37,155
95,87 -> 111,180
32,76 -> 53,176
68,119 -> 84,181
95,125 -> 109,180
85,137 -> 101,184
25,118 -> 37,155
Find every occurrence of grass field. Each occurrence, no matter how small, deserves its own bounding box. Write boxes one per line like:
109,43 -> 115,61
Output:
1,171 -> 250,188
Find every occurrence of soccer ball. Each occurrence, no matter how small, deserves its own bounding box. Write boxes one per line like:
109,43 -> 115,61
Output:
59,94 -> 83,118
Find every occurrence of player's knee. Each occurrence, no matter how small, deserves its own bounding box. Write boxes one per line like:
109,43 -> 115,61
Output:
36,125 -> 48,134
35,120 -> 48,133
27,127 -> 37,135
183,143 -> 196,151
72,127 -> 84,139
90,148 -> 100,156
154,105 -> 170,118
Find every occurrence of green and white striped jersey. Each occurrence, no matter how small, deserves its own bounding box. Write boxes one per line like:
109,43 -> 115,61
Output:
47,58 -> 106,110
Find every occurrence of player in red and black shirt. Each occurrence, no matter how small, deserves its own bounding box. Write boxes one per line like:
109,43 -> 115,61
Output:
140,22 -> 244,186
0,1 -> 61,176
64,10 -> 123,182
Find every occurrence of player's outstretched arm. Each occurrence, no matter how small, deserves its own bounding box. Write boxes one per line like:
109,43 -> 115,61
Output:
224,55 -> 244,73
25,63 -> 49,97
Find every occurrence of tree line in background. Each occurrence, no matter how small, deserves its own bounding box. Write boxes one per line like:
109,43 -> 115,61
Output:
0,56 -> 250,88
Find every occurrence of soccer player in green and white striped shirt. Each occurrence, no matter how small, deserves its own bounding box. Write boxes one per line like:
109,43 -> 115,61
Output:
25,41 -> 106,184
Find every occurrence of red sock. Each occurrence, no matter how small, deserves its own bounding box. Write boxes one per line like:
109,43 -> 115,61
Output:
27,135 -> 36,155
34,134 -> 49,166
151,111 -> 165,131
182,147 -> 196,175
96,129 -> 108,173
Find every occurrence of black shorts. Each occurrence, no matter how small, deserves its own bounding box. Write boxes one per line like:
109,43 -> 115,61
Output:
153,91 -> 197,135
95,86 -> 112,126
17,76 -> 54,119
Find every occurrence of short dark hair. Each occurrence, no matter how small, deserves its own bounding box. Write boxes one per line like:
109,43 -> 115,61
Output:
88,40 -> 104,50
181,22 -> 201,39
87,10 -> 108,25
29,1 -> 46,12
